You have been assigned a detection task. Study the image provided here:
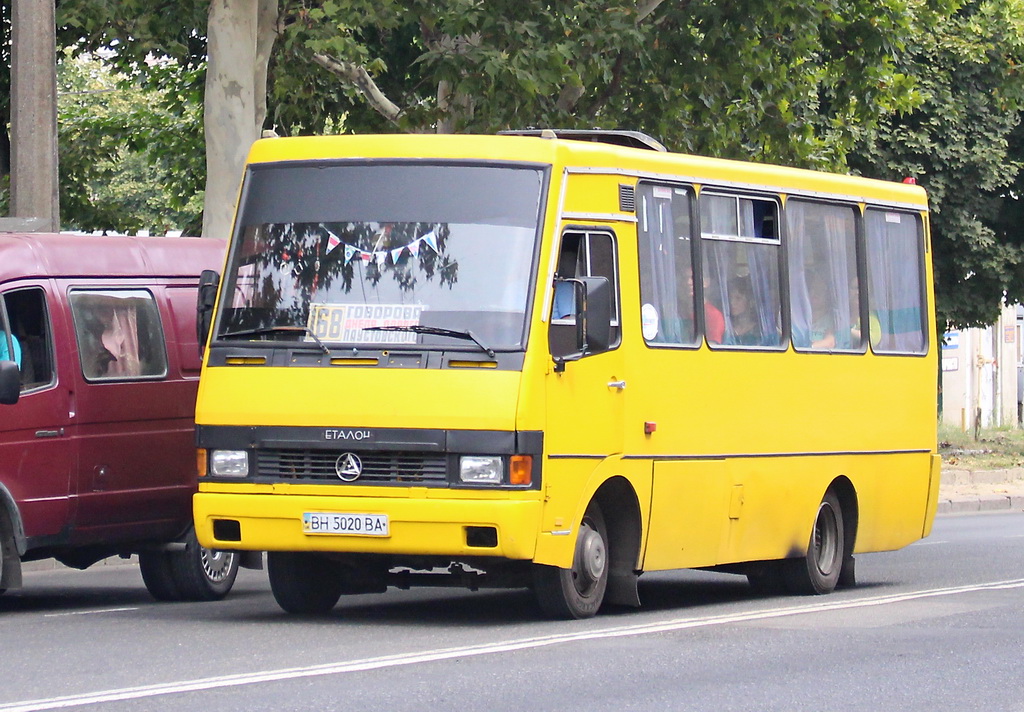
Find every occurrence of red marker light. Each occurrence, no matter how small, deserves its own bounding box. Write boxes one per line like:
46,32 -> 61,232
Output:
902,177 -> 917,185
644,421 -> 657,435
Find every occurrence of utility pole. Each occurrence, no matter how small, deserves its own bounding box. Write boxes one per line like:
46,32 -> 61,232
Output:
3,0 -> 59,232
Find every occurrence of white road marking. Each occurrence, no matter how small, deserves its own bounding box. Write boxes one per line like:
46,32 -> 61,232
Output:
3,578 -> 1023,712
42,608 -> 138,618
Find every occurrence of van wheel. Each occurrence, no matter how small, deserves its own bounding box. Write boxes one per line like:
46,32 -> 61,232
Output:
783,491 -> 845,595
533,503 -> 609,619
167,527 -> 240,601
267,552 -> 345,615
139,550 -> 182,601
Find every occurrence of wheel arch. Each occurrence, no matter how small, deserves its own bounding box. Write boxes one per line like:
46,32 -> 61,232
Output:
591,475 -> 643,607
827,475 -> 859,559
0,482 -> 25,590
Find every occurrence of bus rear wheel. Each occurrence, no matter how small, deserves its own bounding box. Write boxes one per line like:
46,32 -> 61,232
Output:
268,552 -> 345,615
533,503 -> 609,619
783,491 -> 845,595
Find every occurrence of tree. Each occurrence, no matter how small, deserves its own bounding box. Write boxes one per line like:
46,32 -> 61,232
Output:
850,0 -> 1024,329
272,0 -> 928,169
58,51 -> 203,233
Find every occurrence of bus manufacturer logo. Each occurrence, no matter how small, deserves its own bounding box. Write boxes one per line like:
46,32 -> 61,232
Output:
335,453 -> 363,482
325,429 -> 372,441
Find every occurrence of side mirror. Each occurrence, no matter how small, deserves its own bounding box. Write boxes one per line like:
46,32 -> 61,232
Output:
552,275 -> 612,371
196,269 -> 220,354
578,276 -> 612,353
0,361 -> 19,405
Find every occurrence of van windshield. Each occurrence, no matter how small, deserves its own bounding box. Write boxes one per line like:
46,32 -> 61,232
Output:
215,162 -> 546,352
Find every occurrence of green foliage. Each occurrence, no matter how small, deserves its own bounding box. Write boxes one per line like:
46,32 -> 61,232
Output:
850,0 -> 1024,329
273,0 -> 927,169
57,51 -> 203,234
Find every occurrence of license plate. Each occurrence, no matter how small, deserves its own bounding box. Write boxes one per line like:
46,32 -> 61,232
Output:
302,512 -> 390,537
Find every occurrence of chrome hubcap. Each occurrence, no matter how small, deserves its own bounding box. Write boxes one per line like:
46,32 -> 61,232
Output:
574,520 -> 607,592
812,502 -> 840,576
200,548 -> 236,583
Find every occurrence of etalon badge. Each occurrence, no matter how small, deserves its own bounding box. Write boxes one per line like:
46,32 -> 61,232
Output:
335,453 -> 363,482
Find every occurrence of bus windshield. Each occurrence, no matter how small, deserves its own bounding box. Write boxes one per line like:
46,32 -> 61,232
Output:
215,162 -> 546,352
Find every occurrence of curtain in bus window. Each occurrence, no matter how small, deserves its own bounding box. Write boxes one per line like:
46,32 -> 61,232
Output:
703,240 -> 782,347
865,210 -> 926,353
787,201 -> 859,351
700,195 -> 782,348
638,185 -> 696,345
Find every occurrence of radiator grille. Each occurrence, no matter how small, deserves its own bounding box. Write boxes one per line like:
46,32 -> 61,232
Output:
256,449 -> 448,484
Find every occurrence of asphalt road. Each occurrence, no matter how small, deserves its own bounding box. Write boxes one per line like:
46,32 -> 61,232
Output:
1,511 -> 1022,712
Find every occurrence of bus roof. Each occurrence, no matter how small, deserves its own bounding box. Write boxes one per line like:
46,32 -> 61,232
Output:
244,133 -> 928,209
0,233 -> 226,285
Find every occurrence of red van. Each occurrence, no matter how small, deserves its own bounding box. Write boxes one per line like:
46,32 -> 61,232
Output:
0,233 -> 253,601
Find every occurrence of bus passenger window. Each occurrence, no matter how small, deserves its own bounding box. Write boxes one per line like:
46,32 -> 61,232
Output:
700,193 -> 783,349
637,184 -> 699,346
787,200 -> 859,352
865,209 -> 926,353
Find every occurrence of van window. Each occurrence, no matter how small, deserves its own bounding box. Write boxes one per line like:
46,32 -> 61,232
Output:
1,288 -> 55,391
69,289 -> 169,381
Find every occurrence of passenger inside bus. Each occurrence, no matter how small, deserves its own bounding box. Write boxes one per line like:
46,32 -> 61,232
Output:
725,278 -> 763,346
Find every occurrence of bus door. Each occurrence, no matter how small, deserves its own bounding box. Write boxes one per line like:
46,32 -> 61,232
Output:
544,228 -> 626,463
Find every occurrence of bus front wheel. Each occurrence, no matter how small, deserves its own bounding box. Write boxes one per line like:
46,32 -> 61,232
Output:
267,552 -> 345,614
783,491 -> 845,595
533,503 -> 609,619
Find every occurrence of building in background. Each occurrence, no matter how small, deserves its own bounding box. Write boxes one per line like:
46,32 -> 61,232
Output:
939,304 -> 1021,431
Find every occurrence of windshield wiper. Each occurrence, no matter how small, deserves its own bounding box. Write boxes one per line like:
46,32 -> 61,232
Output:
220,325 -> 330,354
364,325 -> 496,358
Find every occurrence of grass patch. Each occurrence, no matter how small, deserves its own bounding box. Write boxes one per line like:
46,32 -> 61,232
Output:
938,422 -> 1024,470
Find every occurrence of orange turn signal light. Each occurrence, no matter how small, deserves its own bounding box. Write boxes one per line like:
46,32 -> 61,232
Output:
196,448 -> 208,477
510,455 -> 533,486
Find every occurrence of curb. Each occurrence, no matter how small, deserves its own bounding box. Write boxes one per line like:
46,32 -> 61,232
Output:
936,494 -> 1024,515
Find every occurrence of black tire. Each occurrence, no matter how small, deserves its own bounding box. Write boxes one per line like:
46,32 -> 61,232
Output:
533,503 -> 609,619
167,527 -> 240,601
783,490 -> 845,595
267,552 -> 345,615
139,550 -> 183,601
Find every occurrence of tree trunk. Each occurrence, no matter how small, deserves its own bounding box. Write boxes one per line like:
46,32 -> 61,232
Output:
202,0 -> 278,240
9,0 -> 59,231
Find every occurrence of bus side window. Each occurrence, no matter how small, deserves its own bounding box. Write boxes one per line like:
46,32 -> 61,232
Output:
549,229 -> 619,358
864,209 -> 927,353
637,184 -> 699,346
700,193 -> 783,349
787,200 -> 860,352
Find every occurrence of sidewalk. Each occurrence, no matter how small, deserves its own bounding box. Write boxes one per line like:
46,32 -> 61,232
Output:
938,466 -> 1024,515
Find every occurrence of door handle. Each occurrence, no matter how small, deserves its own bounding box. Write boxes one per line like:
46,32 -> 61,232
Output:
35,428 -> 65,438
607,380 -> 626,390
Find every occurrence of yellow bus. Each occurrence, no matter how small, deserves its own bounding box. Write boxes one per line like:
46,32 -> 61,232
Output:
193,130 -> 940,619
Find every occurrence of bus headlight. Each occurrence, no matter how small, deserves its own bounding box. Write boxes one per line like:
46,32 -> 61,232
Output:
459,455 -> 502,484
210,449 -> 249,477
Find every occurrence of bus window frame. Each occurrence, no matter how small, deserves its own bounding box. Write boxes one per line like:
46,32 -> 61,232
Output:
697,188 -> 786,352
